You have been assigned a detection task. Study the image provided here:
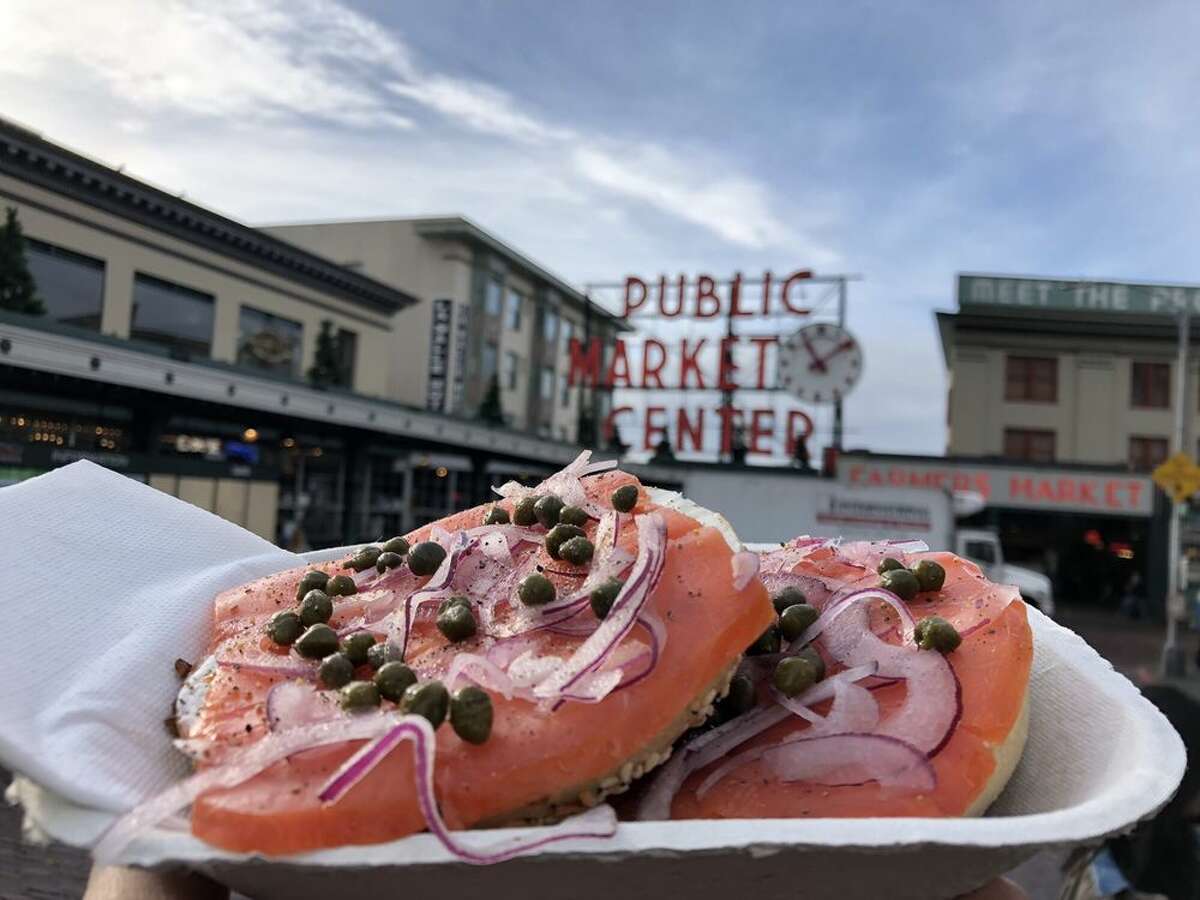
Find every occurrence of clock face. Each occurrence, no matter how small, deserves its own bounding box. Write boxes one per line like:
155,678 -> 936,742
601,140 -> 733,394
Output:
778,322 -> 863,404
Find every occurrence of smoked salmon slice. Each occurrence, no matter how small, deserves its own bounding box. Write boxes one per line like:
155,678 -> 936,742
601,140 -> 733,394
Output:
641,537 -> 1033,821
103,455 -> 774,859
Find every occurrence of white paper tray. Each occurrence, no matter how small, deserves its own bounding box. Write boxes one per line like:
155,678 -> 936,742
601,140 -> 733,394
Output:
10,558 -> 1186,900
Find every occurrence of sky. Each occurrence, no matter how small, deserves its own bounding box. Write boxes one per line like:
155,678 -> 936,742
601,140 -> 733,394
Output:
2,0 -> 1200,455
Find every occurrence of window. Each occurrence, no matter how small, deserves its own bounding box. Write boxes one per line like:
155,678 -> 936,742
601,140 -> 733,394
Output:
482,340 -> 499,381
335,328 -> 357,389
24,238 -> 105,330
1003,428 -> 1055,462
540,366 -> 554,400
561,319 -> 574,354
543,307 -> 559,342
963,540 -> 997,566
1131,362 -> 1170,408
1004,356 -> 1057,402
236,306 -> 303,377
131,273 -> 214,358
505,289 -> 523,330
559,371 -> 570,407
1129,436 -> 1168,471
485,279 -> 503,316
504,351 -> 520,390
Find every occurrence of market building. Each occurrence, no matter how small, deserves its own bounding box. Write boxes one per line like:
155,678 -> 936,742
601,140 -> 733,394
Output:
0,118 -> 638,546
922,272 -> 1200,610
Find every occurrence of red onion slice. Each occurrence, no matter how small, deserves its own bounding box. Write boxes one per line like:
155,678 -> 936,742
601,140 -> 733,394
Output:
265,680 -> 342,731
634,663 -> 877,820
317,715 -> 617,864
387,530 -> 477,658
534,513 -> 667,704
731,550 -> 759,591
213,643 -> 316,680
695,732 -> 935,800
444,652 -> 525,700
793,587 -> 917,649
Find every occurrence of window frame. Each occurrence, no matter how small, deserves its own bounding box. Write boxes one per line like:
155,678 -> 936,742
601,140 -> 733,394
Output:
131,272 -> 216,359
24,237 -> 107,331
1129,435 -> 1169,471
1131,361 -> 1170,409
539,365 -> 555,401
505,288 -> 523,330
485,279 -> 503,317
235,304 -> 304,378
1002,427 -> 1056,463
503,350 -> 520,391
1004,355 -> 1058,403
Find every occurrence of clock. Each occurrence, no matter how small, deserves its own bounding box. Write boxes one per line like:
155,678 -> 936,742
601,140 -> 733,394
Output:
778,322 -> 863,403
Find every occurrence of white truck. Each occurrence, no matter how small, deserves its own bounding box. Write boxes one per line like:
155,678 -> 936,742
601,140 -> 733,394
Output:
673,468 -> 1056,617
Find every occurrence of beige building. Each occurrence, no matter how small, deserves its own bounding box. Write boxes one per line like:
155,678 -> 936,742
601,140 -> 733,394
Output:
263,217 -> 624,443
937,273 -> 1200,471
0,118 -> 628,545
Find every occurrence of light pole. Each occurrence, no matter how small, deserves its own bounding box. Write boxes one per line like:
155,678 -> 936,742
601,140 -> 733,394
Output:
1162,309 -> 1191,678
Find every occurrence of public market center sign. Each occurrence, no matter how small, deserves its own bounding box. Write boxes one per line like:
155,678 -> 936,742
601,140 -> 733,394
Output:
958,273 -> 1200,316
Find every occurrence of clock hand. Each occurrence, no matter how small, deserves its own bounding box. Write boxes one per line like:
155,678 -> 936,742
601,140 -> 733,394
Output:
801,331 -> 827,373
816,338 -> 856,366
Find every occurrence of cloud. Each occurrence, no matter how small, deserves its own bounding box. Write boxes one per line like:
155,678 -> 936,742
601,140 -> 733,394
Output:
0,0 -> 801,253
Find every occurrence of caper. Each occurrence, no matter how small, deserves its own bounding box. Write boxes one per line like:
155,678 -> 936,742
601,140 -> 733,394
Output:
879,568 -> 920,602
437,603 -> 477,643
294,623 -> 339,659
534,494 -> 565,528
340,680 -> 380,711
518,573 -> 556,606
347,546 -> 381,572
559,505 -> 589,527
779,603 -> 819,642
877,556 -> 906,575
590,577 -> 624,619
407,541 -> 446,576
483,505 -> 510,525
513,496 -> 538,526
376,551 -> 404,573
913,559 -> 946,593
438,595 -> 472,616
340,631 -> 376,666
717,672 -> 757,720
611,484 -> 639,512
325,574 -> 357,597
747,624 -> 781,656
545,523 -> 586,560
771,586 -> 807,615
559,536 -> 595,566
401,680 -> 449,727
795,644 -> 826,681
295,570 -> 329,601
318,652 -> 354,689
449,685 -> 493,744
366,641 -> 403,671
374,660 -> 418,702
266,610 -> 302,645
915,616 -> 961,653
298,589 -> 333,626
381,536 -> 410,556
773,656 -> 820,697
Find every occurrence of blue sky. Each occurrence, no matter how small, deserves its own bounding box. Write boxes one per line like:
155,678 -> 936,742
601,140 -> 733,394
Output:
2,1 -> 1199,455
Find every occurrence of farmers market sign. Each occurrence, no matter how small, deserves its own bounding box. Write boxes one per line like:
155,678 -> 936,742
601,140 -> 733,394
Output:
958,274 -> 1200,316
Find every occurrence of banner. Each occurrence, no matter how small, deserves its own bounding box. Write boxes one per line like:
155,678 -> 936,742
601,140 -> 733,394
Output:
425,298 -> 452,412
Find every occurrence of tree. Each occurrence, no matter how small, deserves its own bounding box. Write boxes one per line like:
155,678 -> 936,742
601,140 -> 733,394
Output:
478,374 -> 505,426
0,207 -> 45,315
307,319 -> 341,387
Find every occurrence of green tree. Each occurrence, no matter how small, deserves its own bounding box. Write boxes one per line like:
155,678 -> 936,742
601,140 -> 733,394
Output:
307,319 -> 341,387
0,207 -> 45,315
478,374 -> 505,426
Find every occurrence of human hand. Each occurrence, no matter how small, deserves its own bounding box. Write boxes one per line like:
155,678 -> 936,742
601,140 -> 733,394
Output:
83,865 -> 229,900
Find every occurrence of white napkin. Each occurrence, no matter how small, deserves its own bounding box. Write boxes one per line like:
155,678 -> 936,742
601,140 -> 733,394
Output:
0,461 -> 300,813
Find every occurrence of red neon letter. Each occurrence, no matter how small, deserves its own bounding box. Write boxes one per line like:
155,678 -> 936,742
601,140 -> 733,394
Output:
676,407 -> 705,452
718,336 -> 739,390
603,405 -> 633,443
567,337 -> 602,387
605,339 -> 632,388
695,274 -> 721,318
749,408 -> 774,454
785,409 -> 814,456
750,336 -> 777,388
679,338 -> 708,388
729,272 -> 752,317
780,269 -> 814,314
622,276 -> 648,318
717,405 -> 739,454
659,274 -> 685,317
644,406 -> 668,450
641,338 -> 667,389
761,270 -> 773,315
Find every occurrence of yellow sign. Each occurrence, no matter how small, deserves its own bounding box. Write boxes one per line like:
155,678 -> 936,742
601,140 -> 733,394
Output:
1152,452 -> 1200,503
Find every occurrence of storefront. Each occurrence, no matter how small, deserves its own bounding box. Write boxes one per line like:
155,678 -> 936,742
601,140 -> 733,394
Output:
836,451 -> 1166,611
